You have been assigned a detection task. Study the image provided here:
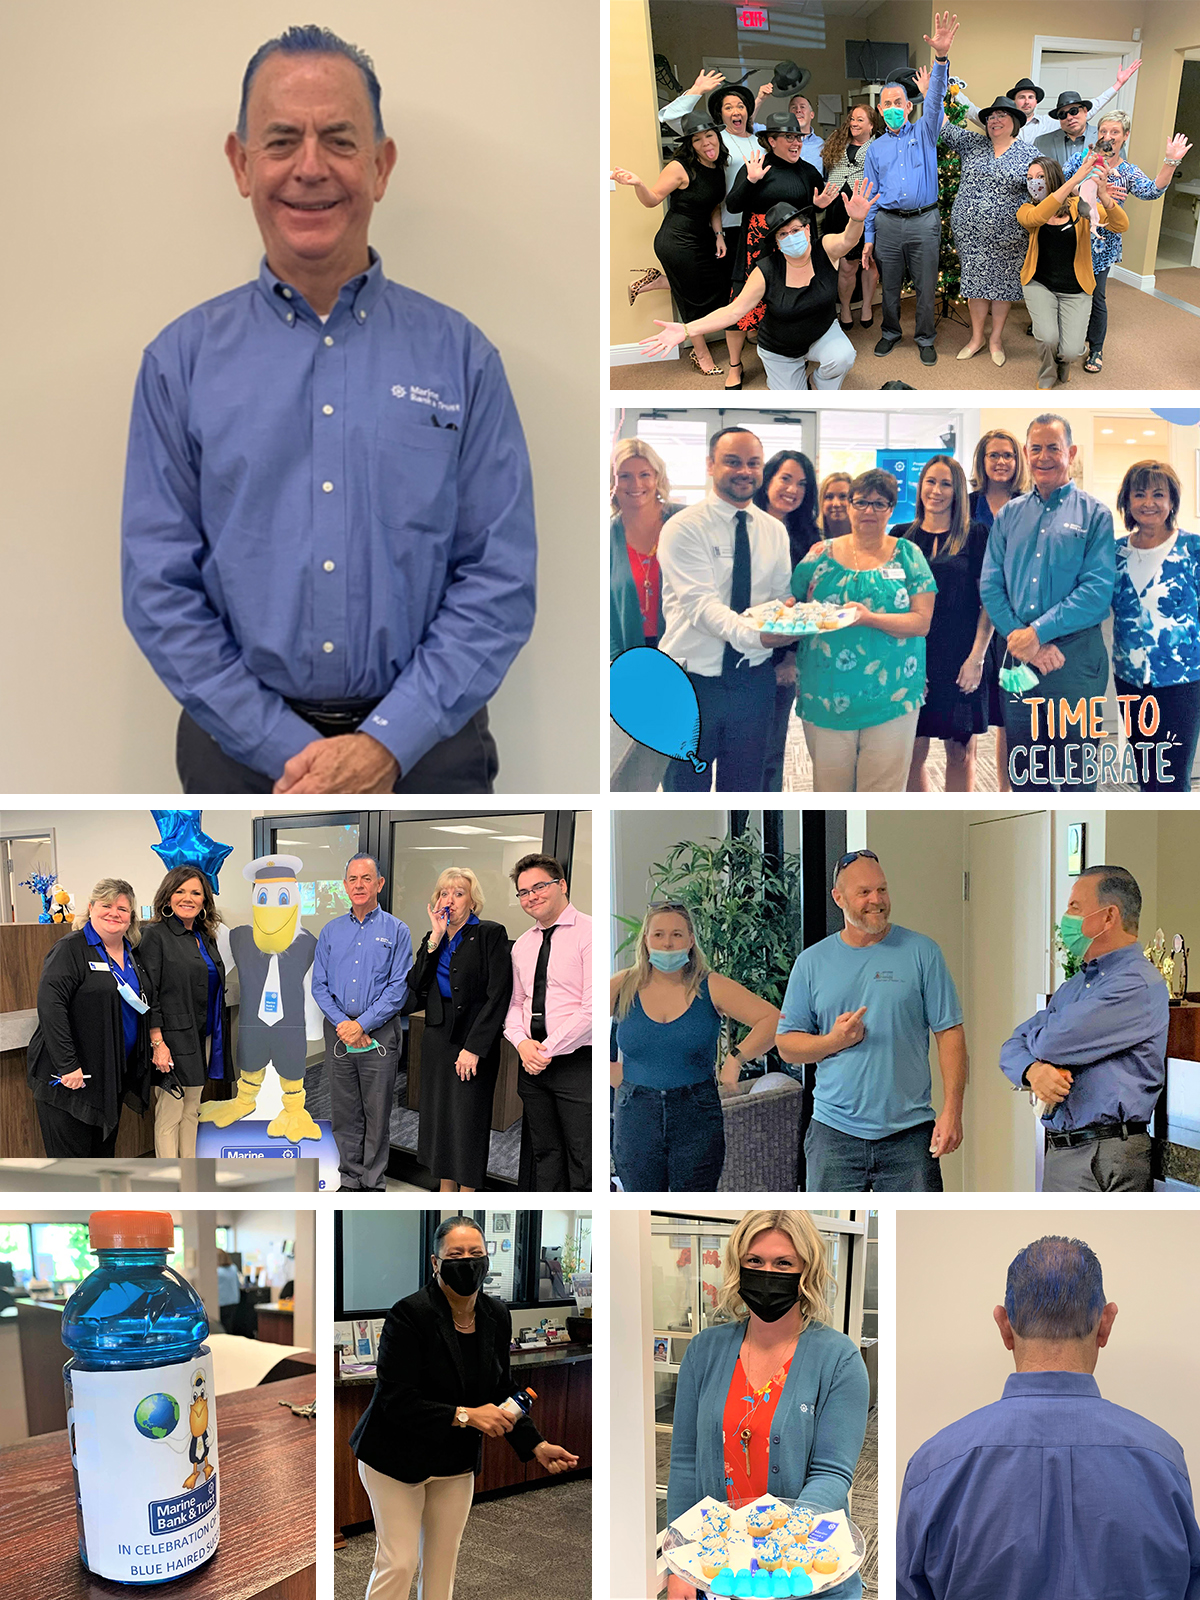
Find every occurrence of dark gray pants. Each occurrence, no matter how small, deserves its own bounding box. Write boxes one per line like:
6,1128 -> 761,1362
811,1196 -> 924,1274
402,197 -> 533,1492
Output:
874,206 -> 941,347
1043,1131 -> 1152,1192
1002,625 -> 1109,791
324,1014 -> 402,1191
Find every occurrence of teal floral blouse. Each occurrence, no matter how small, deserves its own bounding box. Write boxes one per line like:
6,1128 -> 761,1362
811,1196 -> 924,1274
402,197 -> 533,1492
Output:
791,536 -> 937,730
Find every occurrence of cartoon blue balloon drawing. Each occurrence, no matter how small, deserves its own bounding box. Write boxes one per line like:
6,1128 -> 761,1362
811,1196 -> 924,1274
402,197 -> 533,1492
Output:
1151,409 -> 1200,427
610,649 -> 707,771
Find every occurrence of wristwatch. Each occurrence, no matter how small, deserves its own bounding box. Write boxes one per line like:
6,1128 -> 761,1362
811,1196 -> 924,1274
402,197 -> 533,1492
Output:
454,1406 -> 470,1428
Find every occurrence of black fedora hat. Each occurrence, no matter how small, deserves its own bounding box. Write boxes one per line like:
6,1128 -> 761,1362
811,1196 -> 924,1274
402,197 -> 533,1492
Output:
1048,88 -> 1093,119
764,200 -> 814,235
677,110 -> 722,139
708,83 -> 755,123
1007,77 -> 1045,103
884,65 -> 922,105
976,95 -> 1027,130
771,59 -> 812,95
759,110 -> 804,138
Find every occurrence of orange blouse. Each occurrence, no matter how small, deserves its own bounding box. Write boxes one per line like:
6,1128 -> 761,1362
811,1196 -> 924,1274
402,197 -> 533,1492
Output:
721,1349 -> 794,1504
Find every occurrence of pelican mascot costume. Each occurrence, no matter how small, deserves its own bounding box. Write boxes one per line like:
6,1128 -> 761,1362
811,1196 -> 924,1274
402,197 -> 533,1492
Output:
199,854 -> 319,1142
183,1367 -> 215,1489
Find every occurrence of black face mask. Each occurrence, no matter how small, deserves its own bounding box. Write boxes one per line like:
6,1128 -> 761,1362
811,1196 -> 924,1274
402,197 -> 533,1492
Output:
438,1255 -> 488,1296
738,1267 -> 802,1322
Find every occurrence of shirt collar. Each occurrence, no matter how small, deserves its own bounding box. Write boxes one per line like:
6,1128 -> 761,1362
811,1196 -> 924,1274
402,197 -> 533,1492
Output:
257,246 -> 387,326
348,903 -> 383,927
83,921 -> 130,960
535,903 -> 577,933
1082,941 -> 1148,977
1032,480 -> 1072,511
705,488 -> 755,524
1001,1371 -> 1101,1400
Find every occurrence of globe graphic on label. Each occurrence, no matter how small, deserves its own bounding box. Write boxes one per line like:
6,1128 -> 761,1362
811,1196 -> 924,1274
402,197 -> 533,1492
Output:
134,1392 -> 180,1439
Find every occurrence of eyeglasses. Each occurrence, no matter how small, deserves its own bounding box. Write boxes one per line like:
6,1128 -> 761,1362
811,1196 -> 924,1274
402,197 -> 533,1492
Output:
834,849 -> 879,876
515,879 -> 560,900
850,497 -> 892,512
984,450 -> 1016,462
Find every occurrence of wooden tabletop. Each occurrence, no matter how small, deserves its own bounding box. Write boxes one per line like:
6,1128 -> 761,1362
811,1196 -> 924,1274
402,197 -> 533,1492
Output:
0,1375 -> 315,1600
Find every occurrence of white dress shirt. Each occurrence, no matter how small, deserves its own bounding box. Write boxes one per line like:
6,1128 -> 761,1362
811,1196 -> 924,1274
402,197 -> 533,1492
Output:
658,490 -> 792,677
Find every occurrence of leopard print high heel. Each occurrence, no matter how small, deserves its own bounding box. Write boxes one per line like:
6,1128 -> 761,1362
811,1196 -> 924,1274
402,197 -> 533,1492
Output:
628,267 -> 664,306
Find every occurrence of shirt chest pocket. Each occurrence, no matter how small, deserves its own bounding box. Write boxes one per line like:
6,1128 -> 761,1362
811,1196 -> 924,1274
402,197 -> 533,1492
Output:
1049,527 -> 1089,585
372,415 -> 460,533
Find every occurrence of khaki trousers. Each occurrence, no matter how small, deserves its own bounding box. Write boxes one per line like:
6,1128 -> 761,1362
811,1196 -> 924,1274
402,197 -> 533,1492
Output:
357,1461 -> 475,1600
154,1084 -> 204,1157
803,709 -> 920,792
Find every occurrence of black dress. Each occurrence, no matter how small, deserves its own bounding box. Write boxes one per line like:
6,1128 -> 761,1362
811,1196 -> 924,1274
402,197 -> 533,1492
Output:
653,162 -> 733,321
405,918 -> 513,1189
897,519 -> 992,743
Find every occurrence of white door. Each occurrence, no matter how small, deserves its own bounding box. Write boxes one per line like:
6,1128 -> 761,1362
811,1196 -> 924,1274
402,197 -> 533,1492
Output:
965,812 -> 1051,1193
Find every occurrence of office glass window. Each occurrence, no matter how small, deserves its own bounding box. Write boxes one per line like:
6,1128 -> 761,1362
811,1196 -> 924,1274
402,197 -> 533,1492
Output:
389,814 -> 548,942
0,1223 -> 33,1282
269,822 -> 362,941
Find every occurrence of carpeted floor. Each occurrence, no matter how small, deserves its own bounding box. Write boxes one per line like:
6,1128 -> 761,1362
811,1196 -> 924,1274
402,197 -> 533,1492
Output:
611,278 -> 1200,391
1157,264 -> 1200,310
335,1478 -> 591,1600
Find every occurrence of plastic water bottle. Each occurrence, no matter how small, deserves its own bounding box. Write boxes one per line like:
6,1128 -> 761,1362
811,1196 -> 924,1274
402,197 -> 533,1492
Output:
61,1211 -> 220,1584
498,1384 -> 537,1421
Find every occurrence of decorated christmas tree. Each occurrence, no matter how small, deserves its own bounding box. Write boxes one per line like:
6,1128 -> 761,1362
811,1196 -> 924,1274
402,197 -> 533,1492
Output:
937,78 -> 970,308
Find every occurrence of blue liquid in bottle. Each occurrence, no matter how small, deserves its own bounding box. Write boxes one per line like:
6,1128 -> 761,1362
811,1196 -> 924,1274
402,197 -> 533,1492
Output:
62,1211 -> 220,1584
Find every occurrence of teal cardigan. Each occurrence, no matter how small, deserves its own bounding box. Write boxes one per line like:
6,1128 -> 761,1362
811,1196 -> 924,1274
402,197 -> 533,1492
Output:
667,1317 -> 869,1597
609,504 -> 682,659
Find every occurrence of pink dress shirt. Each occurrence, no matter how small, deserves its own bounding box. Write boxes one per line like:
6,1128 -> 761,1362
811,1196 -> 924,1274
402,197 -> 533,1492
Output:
503,904 -> 592,1058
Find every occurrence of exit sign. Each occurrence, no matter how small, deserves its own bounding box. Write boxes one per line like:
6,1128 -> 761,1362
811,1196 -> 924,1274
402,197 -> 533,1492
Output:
738,8 -> 769,30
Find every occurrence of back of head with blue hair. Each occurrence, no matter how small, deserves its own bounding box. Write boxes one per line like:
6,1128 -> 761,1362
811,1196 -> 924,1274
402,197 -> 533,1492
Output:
237,26 -> 385,141
1005,1236 -> 1105,1340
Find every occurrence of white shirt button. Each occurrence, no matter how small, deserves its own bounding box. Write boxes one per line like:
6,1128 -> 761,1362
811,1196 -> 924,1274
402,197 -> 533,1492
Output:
323,641 -> 335,653
324,335 -> 335,346
323,560 -> 335,572
322,404 -> 334,415
286,313 -> 294,323
358,309 -> 366,320
282,288 -> 293,299
322,481 -> 334,493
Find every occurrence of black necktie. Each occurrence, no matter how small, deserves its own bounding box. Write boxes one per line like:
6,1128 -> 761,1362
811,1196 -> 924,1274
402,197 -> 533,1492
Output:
530,926 -> 556,1042
722,510 -> 751,677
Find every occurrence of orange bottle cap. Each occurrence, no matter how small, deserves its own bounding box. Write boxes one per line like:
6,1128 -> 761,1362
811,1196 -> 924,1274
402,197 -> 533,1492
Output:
89,1211 -> 175,1249
525,1387 -> 537,1399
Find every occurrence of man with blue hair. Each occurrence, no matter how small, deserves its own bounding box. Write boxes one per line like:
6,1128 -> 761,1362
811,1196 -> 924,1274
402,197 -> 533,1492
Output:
898,1235 -> 1200,1600
122,26 -> 535,795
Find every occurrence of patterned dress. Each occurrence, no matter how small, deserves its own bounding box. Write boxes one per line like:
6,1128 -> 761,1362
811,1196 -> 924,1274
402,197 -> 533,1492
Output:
1062,154 -> 1167,273
938,126 -> 1041,300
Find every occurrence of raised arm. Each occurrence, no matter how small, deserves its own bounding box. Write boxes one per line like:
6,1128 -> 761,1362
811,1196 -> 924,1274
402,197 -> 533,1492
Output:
820,176 -> 877,263
611,159 -> 688,209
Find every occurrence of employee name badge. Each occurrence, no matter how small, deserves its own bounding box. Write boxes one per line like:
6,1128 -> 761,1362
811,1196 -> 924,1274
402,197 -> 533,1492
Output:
89,962 -> 109,972
881,563 -> 905,581
68,1353 -> 219,1582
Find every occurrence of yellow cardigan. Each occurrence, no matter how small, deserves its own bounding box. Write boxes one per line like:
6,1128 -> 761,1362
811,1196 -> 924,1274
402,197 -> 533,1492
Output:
1017,193 -> 1128,293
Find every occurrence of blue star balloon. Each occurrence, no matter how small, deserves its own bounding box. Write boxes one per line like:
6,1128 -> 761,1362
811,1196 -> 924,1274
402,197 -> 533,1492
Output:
151,811 -> 235,893
1151,409 -> 1200,427
610,649 -> 706,771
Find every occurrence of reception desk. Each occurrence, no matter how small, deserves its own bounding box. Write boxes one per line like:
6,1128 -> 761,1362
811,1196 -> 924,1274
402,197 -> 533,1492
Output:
333,1345 -> 592,1546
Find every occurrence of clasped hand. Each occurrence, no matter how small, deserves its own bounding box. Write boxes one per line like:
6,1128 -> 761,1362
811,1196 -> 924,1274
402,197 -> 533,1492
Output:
275,733 -> 399,795
1027,1060 -> 1072,1105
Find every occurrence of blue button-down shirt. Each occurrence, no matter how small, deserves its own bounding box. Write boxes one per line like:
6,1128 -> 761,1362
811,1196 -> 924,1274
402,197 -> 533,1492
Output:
898,1371 -> 1200,1600
121,251 -> 536,780
999,942 -> 1168,1131
311,905 -> 413,1033
862,58 -> 947,242
979,481 -> 1116,644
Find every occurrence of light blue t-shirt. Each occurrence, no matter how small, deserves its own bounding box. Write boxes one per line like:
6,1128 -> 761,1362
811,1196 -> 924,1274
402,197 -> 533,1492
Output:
779,925 -> 962,1140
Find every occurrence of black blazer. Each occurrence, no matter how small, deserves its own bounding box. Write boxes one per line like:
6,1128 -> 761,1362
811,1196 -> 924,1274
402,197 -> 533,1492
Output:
350,1278 -> 542,1483
404,920 -> 513,1058
27,929 -> 153,1135
138,918 -> 232,1089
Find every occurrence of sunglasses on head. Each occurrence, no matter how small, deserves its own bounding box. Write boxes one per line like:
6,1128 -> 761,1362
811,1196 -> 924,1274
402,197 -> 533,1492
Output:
833,849 -> 879,880
647,900 -> 689,915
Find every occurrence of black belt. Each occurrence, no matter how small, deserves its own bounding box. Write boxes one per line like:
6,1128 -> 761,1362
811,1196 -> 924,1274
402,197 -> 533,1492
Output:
878,202 -> 939,220
285,695 -> 381,738
1045,1119 -> 1149,1151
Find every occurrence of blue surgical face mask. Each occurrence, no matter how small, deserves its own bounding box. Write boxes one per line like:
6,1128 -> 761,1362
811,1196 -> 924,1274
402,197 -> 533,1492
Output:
648,947 -> 691,973
1027,176 -> 1048,200
882,105 -> 907,130
113,975 -> 149,1014
779,230 -> 810,258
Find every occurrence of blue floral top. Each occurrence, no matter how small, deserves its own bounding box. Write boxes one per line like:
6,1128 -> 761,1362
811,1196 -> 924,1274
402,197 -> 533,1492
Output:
791,536 -> 937,730
1062,154 -> 1166,273
1112,529 -> 1200,687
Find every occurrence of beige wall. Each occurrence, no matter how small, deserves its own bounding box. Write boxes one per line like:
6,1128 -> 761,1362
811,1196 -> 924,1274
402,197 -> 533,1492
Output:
1105,809 -> 1159,939
2,2 -> 600,793
1154,812 -> 1200,945
864,811 -> 967,1190
610,807 -> 727,961
898,1209 -> 1200,1494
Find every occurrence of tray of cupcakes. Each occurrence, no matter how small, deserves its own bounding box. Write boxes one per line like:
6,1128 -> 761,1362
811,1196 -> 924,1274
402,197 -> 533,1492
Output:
662,1495 -> 864,1596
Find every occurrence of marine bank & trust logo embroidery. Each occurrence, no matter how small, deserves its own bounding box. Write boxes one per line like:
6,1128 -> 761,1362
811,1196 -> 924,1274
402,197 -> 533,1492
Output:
873,970 -> 899,981
390,383 -> 462,414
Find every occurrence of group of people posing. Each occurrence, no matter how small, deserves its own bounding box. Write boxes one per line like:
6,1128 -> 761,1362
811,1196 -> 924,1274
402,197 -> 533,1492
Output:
26,853 -> 591,1192
611,418 -> 1200,792
613,13 -> 1191,388
611,850 -> 1169,1194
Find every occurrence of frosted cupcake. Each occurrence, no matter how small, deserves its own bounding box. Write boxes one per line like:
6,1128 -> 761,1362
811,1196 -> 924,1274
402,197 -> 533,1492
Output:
702,1505 -> 732,1537
783,1509 -> 815,1543
756,1536 -> 786,1572
810,1547 -> 839,1575
697,1537 -> 728,1580
746,1504 -> 777,1536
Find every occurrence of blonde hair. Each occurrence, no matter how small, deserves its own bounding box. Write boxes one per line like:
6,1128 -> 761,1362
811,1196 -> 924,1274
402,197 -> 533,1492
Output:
613,902 -> 711,1021
716,1210 -> 833,1326
611,438 -> 671,514
74,877 -> 141,946
1096,110 -> 1131,140
431,866 -> 484,913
